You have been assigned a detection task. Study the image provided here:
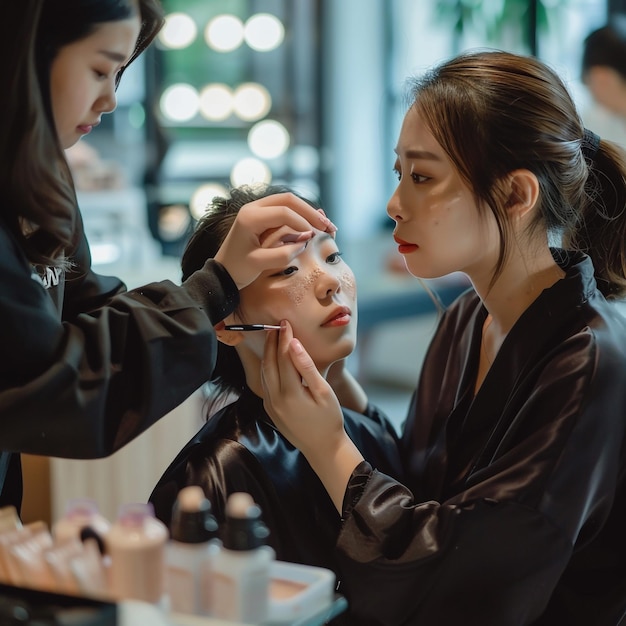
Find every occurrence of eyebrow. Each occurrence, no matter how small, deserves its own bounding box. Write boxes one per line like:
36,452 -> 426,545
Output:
300,231 -> 334,253
98,50 -> 128,64
316,232 -> 334,244
394,148 -> 442,161
267,230 -> 336,274
310,232 -> 338,247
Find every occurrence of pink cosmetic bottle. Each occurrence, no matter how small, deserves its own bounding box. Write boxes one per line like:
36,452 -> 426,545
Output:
108,502 -> 168,604
52,498 -> 110,545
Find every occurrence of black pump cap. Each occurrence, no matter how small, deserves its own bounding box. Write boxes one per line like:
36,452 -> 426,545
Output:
170,486 -> 219,543
222,492 -> 270,551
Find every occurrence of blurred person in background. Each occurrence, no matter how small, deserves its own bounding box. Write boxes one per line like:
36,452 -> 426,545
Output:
580,16 -> 626,147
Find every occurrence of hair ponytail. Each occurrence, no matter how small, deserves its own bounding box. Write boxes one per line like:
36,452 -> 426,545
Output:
566,140 -> 626,299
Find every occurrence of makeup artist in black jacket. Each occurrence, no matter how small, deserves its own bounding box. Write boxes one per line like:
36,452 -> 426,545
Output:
0,0 -> 334,514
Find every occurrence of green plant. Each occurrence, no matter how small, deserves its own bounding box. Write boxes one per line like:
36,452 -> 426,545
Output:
435,0 -> 561,54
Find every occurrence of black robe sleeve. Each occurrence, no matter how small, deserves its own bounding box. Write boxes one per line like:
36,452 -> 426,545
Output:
0,220 -> 238,461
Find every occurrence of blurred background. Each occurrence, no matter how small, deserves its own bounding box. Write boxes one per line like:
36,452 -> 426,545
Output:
30,0 -> 626,524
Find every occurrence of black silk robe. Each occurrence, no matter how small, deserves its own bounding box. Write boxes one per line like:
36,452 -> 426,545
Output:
336,250 -> 626,625
149,388 -> 403,624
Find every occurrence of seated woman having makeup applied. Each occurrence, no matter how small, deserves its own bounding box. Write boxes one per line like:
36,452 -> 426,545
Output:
149,185 -> 402,618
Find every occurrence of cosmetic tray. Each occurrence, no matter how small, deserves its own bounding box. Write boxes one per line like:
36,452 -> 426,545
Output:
266,560 -> 335,623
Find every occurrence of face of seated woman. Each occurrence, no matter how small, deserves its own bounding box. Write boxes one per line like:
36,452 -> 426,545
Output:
220,228 -> 357,387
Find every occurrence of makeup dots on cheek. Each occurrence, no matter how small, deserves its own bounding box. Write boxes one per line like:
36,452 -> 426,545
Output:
285,282 -> 305,306
286,268 -> 322,306
304,267 -> 323,287
339,270 -> 356,299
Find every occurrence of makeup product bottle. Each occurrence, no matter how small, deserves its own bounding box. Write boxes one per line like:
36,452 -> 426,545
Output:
108,502 -> 168,604
166,486 -> 220,615
0,506 -> 22,533
210,492 -> 275,623
6,522 -> 53,589
52,498 -> 111,546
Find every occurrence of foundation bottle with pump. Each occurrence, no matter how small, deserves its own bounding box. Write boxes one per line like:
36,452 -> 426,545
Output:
166,486 -> 220,615
210,492 -> 275,622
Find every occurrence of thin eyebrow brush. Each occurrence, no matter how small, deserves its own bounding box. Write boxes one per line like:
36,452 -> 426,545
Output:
223,324 -> 281,331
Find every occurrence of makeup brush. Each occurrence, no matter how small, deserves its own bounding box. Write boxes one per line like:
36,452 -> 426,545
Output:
223,324 -> 281,331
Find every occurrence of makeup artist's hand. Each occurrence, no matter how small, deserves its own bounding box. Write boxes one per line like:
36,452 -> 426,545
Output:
214,193 -> 336,290
262,321 -> 364,512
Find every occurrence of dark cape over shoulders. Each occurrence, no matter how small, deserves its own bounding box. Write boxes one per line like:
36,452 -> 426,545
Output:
149,387 -> 403,576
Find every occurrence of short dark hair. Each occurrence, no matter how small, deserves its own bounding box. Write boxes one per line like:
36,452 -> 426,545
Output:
582,15 -> 626,80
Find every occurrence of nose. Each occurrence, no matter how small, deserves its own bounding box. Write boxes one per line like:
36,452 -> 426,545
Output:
316,268 -> 341,299
96,80 -> 118,114
387,185 -> 403,222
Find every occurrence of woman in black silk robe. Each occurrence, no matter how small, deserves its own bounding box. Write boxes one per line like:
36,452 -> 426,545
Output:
261,51 -> 626,625
334,251 -> 626,625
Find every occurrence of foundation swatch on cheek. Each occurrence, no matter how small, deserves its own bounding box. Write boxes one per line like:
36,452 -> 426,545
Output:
340,270 -> 356,300
286,267 -> 322,305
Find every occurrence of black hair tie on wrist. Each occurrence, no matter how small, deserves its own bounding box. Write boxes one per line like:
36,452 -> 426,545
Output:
582,128 -> 601,161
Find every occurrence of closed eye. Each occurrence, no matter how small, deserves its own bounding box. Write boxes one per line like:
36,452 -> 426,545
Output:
270,266 -> 298,277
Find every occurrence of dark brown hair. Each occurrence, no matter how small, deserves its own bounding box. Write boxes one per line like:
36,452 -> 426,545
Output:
582,16 -> 626,80
0,0 -> 164,266
408,50 -> 626,298
182,184 -> 321,410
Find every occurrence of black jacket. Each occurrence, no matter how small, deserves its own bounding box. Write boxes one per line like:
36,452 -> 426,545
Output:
0,214 -> 237,512
335,250 -> 626,625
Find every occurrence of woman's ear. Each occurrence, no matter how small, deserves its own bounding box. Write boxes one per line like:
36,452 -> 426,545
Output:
504,169 -> 539,220
214,319 -> 245,346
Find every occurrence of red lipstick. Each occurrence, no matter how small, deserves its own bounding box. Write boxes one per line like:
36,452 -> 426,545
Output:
393,234 -> 418,254
78,120 -> 100,135
322,306 -> 351,327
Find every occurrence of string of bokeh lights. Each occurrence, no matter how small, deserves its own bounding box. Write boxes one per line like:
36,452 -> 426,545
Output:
157,11 -> 290,217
